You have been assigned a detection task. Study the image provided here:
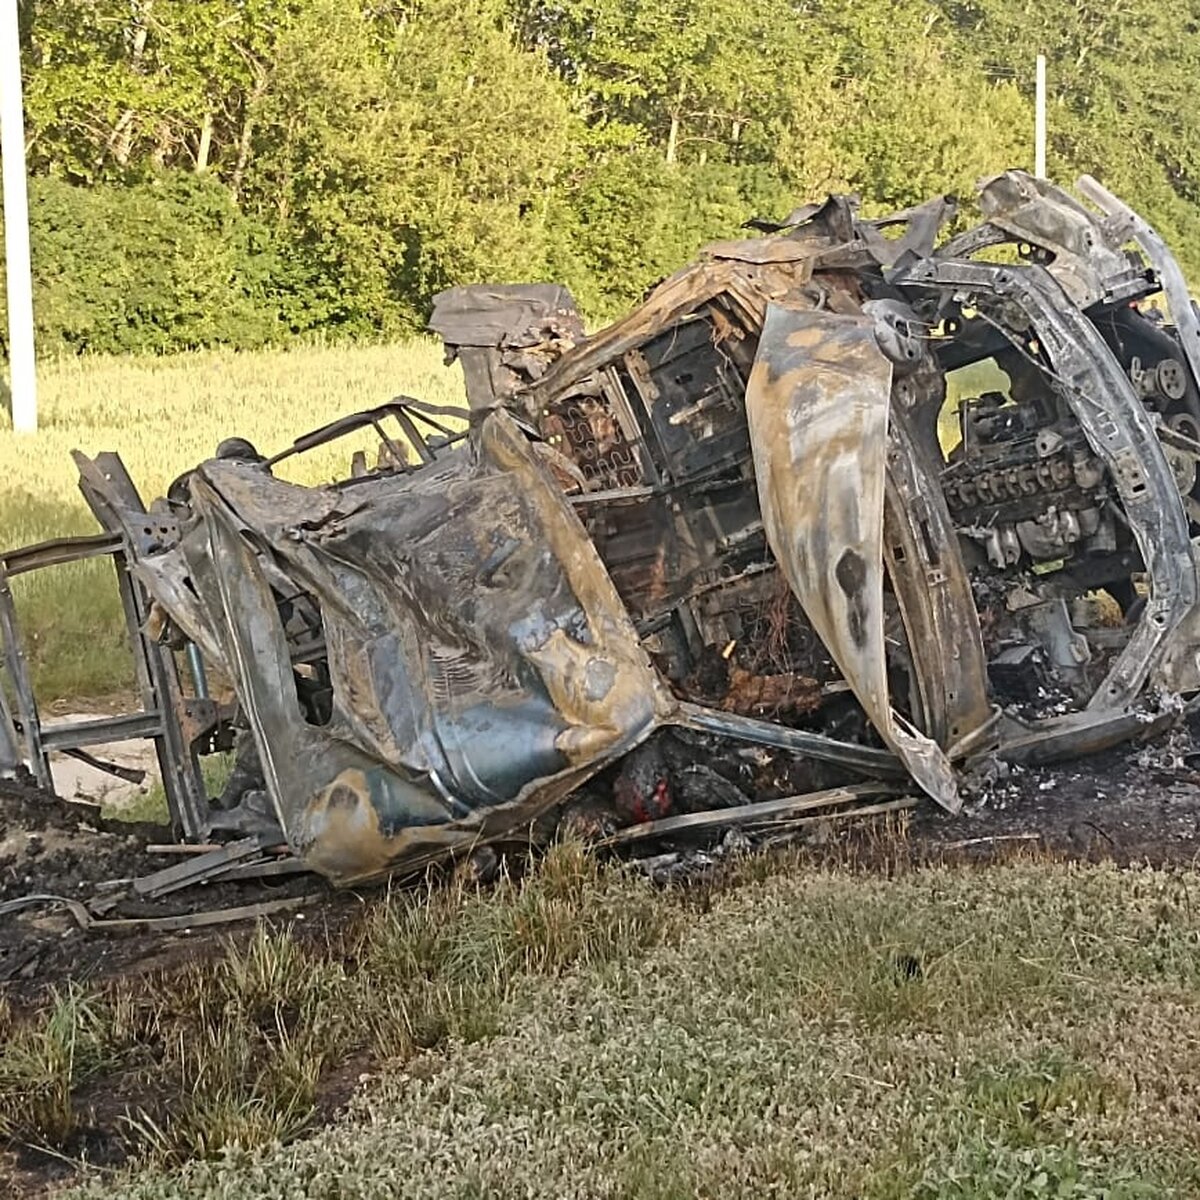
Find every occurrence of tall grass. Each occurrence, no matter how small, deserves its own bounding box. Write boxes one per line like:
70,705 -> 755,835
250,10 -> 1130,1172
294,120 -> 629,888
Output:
1,842 -> 680,1171
0,985 -> 112,1145
0,342 -> 465,701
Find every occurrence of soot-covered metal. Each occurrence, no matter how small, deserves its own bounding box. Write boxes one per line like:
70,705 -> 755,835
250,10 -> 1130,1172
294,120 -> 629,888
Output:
6,170 -> 1200,884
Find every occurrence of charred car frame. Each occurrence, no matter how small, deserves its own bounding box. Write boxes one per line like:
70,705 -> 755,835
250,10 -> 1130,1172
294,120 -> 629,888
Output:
4,170 -> 1200,884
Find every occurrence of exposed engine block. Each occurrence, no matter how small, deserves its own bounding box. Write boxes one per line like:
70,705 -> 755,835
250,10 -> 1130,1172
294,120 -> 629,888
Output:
942,392 -> 1112,568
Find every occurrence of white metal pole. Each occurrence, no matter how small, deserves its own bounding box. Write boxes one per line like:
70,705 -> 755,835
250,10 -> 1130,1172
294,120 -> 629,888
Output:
1034,53 -> 1047,180
0,0 -> 37,433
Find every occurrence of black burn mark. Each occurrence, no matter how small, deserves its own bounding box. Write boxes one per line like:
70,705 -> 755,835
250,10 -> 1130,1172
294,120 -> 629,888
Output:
327,784 -> 360,811
835,548 -> 868,648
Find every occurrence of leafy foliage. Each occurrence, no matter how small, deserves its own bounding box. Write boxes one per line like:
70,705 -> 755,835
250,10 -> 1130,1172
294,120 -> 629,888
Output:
5,0 -> 1199,354
11,174 -> 282,355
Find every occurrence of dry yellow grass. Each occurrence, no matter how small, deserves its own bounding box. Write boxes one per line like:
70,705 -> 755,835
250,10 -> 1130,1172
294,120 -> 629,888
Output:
0,341 -> 466,700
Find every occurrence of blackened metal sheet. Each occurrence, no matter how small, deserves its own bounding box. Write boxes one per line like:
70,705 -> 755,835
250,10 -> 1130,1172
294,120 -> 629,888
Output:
976,171 -> 1131,308
183,409 -> 673,884
429,284 -> 582,349
882,414 -> 994,753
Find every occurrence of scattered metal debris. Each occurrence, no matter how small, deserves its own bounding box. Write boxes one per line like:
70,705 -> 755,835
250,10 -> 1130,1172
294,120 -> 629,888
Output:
603,785 -> 911,846
0,891 -> 316,934
5,169 -> 1200,890
131,833 -> 281,899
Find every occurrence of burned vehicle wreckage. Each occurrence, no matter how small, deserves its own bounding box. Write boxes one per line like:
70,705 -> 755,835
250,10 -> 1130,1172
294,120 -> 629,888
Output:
6,169 -> 1200,887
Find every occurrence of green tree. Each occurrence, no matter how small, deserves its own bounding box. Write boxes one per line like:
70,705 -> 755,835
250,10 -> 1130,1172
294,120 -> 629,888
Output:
1,173 -> 281,355
21,0 -> 300,186
9,0 -> 1198,356
937,0 -> 1200,276
239,0 -> 582,332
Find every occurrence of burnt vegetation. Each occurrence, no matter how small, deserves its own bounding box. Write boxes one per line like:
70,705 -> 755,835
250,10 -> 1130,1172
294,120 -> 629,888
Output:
0,842 -> 696,1183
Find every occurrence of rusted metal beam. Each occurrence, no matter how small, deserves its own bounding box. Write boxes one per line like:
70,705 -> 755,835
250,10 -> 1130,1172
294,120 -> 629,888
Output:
0,532 -> 123,576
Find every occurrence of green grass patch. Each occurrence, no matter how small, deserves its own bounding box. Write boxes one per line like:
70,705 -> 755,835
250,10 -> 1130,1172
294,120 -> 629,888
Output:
11,855 -> 1196,1198
103,753 -> 235,826
1,841 -> 679,1181
0,985 -> 116,1146
0,341 -> 466,702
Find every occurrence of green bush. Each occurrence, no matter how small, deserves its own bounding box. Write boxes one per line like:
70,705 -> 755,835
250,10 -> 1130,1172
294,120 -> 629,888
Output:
1,159 -> 791,359
2,173 -> 290,356
548,154 -> 792,320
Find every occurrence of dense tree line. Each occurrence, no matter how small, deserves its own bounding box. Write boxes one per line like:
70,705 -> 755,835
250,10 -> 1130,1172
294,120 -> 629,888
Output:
3,0 -> 1198,355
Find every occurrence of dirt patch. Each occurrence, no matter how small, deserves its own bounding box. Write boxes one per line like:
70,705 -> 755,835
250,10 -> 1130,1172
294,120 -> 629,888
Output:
0,776 -> 349,1005
42,713 -> 161,813
0,778 -> 161,901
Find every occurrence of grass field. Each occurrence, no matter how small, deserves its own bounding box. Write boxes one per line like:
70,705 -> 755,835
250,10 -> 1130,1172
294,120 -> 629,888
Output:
0,844 -> 1187,1198
0,342 -> 465,702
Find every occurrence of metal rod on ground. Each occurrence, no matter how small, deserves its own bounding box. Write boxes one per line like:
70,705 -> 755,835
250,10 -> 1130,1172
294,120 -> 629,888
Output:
1035,54 -> 1047,179
60,746 -> 147,786
146,843 -> 222,855
745,797 -> 916,832
132,834 -> 269,898
0,892 -> 316,933
940,833 -> 1042,851
0,0 -> 37,433
603,782 -> 907,846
